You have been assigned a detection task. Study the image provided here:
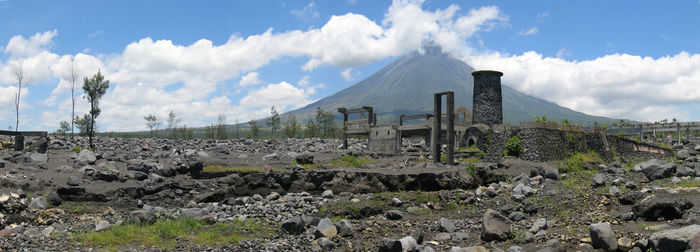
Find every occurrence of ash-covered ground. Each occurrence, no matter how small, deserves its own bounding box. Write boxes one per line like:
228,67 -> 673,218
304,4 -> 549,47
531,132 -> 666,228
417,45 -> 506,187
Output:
1,136 -> 700,251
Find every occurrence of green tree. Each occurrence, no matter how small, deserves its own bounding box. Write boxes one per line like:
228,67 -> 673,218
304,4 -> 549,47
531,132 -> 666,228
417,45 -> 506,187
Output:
267,106 -> 281,137
314,107 -> 337,138
82,70 -> 110,149
561,119 -> 570,125
58,121 -> 70,135
166,110 -> 180,139
305,118 -> 318,138
144,114 -> 160,137
249,119 -> 259,138
284,115 -> 299,138
74,114 -> 92,136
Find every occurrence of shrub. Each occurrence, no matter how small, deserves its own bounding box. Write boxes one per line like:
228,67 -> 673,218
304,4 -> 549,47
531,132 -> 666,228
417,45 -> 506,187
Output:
465,162 -> 476,177
504,136 -> 523,157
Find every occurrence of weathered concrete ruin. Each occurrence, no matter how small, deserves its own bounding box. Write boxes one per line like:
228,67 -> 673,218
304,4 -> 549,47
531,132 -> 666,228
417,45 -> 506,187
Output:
0,130 -> 48,153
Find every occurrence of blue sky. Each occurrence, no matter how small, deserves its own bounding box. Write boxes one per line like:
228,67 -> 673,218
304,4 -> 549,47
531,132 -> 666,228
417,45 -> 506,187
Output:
1,0 -> 699,132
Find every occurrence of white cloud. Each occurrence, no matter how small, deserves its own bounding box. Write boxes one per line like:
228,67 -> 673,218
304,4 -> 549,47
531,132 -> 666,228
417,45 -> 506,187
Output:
239,72 -> 263,86
518,26 -> 539,36
240,81 -> 313,110
88,30 -> 104,38
4,30 -> 57,58
291,1 -> 320,21
341,69 -> 354,81
466,51 -> 700,122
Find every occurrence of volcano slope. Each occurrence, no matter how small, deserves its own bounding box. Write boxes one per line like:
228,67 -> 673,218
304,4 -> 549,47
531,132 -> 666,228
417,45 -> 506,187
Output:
1,136 -> 699,251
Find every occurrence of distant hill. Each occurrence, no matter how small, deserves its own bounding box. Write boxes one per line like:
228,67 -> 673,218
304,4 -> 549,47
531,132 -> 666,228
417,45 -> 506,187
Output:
284,44 -> 619,126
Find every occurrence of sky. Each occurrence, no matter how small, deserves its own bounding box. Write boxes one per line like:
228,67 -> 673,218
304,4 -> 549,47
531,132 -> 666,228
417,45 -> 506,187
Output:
1,0 -> 699,132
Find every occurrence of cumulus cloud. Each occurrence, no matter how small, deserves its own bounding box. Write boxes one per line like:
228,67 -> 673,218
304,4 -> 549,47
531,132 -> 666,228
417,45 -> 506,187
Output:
341,69 -> 354,81
240,82 -> 313,110
466,51 -> 700,122
3,30 -> 57,58
239,72 -> 263,86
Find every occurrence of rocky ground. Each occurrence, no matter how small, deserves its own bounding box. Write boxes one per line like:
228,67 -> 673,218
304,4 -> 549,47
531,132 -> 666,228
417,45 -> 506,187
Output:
1,135 -> 700,251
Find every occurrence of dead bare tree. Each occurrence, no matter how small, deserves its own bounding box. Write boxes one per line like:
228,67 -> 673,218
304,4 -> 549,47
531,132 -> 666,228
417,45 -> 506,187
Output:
12,60 -> 30,132
69,57 -> 79,139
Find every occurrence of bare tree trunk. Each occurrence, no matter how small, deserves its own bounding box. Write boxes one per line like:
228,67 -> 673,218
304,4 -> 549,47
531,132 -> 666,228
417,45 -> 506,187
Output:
12,60 -> 25,132
70,57 -> 77,139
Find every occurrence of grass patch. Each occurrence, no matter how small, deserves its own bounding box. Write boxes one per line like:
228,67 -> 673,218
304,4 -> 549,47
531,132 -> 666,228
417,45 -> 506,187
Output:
202,165 -> 271,173
290,159 -> 320,169
656,142 -> 673,150
62,201 -> 92,214
557,151 -> 602,174
465,162 -> 477,177
331,155 -> 374,167
672,179 -> 700,188
75,217 -> 276,250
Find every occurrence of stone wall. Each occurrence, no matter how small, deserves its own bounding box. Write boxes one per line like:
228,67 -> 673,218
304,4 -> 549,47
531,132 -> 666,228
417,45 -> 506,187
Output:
462,124 -> 672,163
368,125 -> 399,154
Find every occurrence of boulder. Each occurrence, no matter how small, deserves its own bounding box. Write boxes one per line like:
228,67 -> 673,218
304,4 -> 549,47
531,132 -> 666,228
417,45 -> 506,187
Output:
29,197 -> 47,210
335,219 -> 353,237
317,237 -> 335,251
95,220 -> 111,231
399,236 -> 418,251
281,216 -> 305,234
314,218 -> 337,239
67,176 -> 80,186
438,217 -> 456,233
589,222 -> 617,251
592,173 -> 606,187
481,209 -> 511,242
529,218 -> 547,233
392,197 -> 403,207
321,189 -> 334,198
639,159 -> 676,180
633,194 -> 693,221
648,224 -> 700,252
386,210 -> 403,220
77,149 -> 97,164
47,191 -> 62,206
544,168 -> 559,180
128,209 -> 156,224
378,238 -> 403,252
294,153 -> 314,164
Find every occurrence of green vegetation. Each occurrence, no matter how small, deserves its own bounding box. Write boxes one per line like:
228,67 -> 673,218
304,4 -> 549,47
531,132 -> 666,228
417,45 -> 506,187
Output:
465,162 -> 476,177
75,217 -> 276,250
331,155 -> 374,167
557,151 -> 602,174
290,159 -> 320,169
504,136 -> 523,157
672,179 -> 700,188
201,165 -> 270,173
72,145 -> 91,153
62,201 -> 92,214
656,142 -> 673,150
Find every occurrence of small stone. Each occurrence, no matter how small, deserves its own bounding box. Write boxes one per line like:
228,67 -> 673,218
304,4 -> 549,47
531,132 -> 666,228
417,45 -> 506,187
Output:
251,194 -> 263,201
41,226 -> 54,237
671,176 -> 681,184
67,176 -> 80,186
47,191 -> 62,206
617,236 -> 633,249
386,210 -> 403,220
95,220 -> 111,232
392,197 -> 403,207
23,227 -> 41,238
508,211 -> 526,222
438,218 -> 456,232
529,218 -> 547,233
608,186 -> 621,197
322,190 -> 334,198
544,168 -> 559,180
505,246 -> 522,252
592,173 -> 606,187
266,192 -> 280,201
29,197 -> 47,210
317,237 -> 335,250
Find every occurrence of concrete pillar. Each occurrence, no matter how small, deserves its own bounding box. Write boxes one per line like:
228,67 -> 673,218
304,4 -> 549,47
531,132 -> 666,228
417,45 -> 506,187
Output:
446,91 -> 455,165
14,135 -> 24,152
343,113 -> 348,149
639,125 -> 643,141
678,124 -> 681,143
395,129 -> 402,154
432,93 -> 442,163
472,70 -> 503,126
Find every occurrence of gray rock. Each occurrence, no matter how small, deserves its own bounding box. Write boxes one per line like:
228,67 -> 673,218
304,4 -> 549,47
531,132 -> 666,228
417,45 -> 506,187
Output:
589,222 -> 617,251
639,159 -> 676,180
23,227 -> 41,238
67,176 -> 80,186
633,194 -> 692,221
77,149 -> 97,164
438,217 -> 456,232
281,216 -> 305,235
513,184 -> 534,196
295,153 -> 314,164
386,210 -> 403,220
508,211 -> 526,222
95,220 -> 111,231
608,186 -> 621,197
30,152 -> 47,163
544,168 -> 559,180
671,176 -> 682,184
314,218 -> 337,239
251,194 -> 263,201
399,236 -> 418,251
181,208 -> 209,220
262,153 -> 279,161
266,192 -> 280,201
481,209 -> 511,242
378,238 -> 402,252
529,218 -> 547,233
677,149 -> 692,160
129,209 -> 156,224
523,199 -> 538,214
677,166 -> 695,177
451,232 -> 469,240
391,197 -> 403,207
47,191 -> 62,206
321,189 -> 334,198
649,224 -> 700,252
317,237 -> 335,250
537,239 -> 565,252
335,219 -> 353,237
592,173 -> 606,187
41,226 -> 54,237
505,246 -> 523,252
29,197 -> 47,210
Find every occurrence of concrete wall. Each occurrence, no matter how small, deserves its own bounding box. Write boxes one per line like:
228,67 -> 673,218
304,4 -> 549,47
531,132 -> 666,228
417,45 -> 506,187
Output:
368,125 -> 399,154
607,136 -> 672,160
